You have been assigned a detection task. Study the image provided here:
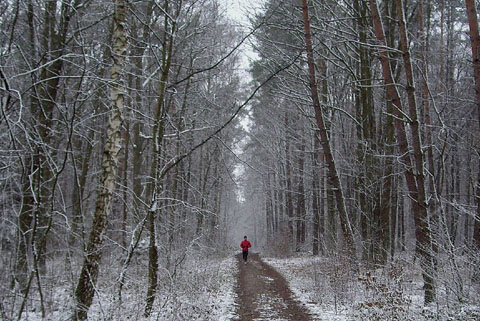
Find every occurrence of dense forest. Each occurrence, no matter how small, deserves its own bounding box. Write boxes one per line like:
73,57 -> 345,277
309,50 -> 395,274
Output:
1,0 -> 479,320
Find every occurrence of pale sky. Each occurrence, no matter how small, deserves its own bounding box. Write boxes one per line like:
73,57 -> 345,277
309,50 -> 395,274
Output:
222,0 -> 264,25
219,0 -> 263,73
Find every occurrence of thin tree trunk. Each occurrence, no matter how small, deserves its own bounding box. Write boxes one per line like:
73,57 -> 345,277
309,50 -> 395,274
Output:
69,14 -> 113,251
384,2 -> 399,261
296,134 -> 306,250
69,129 -> 94,247
266,172 -> 274,236
273,172 -> 280,233
312,134 -> 321,255
384,96 -> 396,261
144,2 -> 179,315
395,0 -> 437,303
73,0 -> 127,318
131,2 -> 154,219
15,158 -> 35,292
419,0 -> 436,200
14,0 -> 36,290
121,119 -> 130,248
284,112 -> 294,243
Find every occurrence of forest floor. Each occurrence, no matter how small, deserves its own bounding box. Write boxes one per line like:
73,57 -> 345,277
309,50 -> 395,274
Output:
235,253 -> 314,321
9,251 -> 480,320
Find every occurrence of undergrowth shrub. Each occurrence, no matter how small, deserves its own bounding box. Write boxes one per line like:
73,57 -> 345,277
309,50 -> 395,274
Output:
354,262 -> 412,321
308,255 -> 358,315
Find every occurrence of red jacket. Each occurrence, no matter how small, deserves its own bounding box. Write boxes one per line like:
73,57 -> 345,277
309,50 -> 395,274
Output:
240,240 -> 252,252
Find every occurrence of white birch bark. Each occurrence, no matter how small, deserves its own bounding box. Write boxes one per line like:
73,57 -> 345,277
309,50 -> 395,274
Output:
72,0 -> 127,319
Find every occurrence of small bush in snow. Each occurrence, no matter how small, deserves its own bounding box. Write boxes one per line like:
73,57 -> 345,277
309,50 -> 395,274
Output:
354,263 -> 412,321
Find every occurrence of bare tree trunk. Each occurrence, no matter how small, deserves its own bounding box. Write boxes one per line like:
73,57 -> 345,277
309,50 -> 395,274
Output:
300,0 -> 356,260
16,0 -> 78,290
14,0 -> 36,291
73,0 -> 127,319
312,134 -> 322,255
465,0 -> 480,248
144,1 -> 179,315
384,3 -> 399,261
284,112 -> 294,244
69,129 -> 94,247
419,0 -> 436,201
131,2 -> 154,221
369,0 -> 436,304
354,0 -> 380,264
295,134 -> 306,250
121,119 -> 130,248
266,172 -> 274,236
15,159 -> 35,292
69,33 -> 112,246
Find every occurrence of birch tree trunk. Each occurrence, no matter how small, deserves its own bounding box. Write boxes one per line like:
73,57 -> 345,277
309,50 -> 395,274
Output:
73,0 -> 127,319
300,0 -> 356,261
69,34 -> 111,247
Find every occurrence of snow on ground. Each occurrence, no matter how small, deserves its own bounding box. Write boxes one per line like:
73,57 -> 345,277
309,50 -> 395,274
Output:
264,253 -> 480,321
113,254 -> 239,321
14,253 -> 239,321
264,255 -> 350,321
12,251 -> 480,320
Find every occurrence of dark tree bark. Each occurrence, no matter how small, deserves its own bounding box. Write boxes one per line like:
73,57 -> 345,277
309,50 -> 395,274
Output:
369,0 -> 436,304
312,134 -> 322,256
266,172 -> 274,236
69,129 -> 94,247
284,112 -> 294,243
465,0 -> 480,248
353,0 -> 382,264
300,0 -> 356,260
295,134 -> 306,250
144,1 -> 179,315
16,0 -> 78,291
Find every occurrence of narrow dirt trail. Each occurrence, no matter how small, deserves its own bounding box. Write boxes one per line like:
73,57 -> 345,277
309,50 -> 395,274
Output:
235,253 -> 313,321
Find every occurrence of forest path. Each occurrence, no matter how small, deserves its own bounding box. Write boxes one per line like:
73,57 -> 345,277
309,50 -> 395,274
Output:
234,253 -> 314,321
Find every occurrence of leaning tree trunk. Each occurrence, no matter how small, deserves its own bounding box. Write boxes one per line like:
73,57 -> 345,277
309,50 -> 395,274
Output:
72,0 -> 127,319
300,0 -> 356,261
369,0 -> 436,304
395,0 -> 436,303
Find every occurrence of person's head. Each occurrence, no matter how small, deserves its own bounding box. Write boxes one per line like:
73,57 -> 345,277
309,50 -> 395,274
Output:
244,235 -> 247,240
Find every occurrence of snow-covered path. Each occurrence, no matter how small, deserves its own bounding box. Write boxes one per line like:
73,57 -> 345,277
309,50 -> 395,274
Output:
235,253 -> 314,321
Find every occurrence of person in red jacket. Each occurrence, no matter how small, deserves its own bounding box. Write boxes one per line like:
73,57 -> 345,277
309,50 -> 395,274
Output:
240,235 -> 252,264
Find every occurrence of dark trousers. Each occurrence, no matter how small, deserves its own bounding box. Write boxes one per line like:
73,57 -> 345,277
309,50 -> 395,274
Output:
242,250 -> 248,262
